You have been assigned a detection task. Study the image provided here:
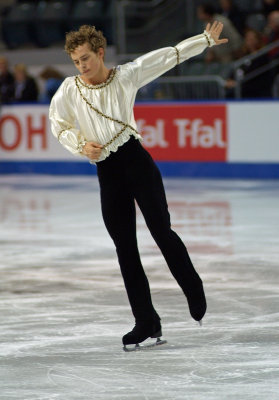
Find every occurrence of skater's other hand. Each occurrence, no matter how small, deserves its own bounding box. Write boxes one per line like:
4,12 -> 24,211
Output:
81,141 -> 103,161
206,21 -> 228,46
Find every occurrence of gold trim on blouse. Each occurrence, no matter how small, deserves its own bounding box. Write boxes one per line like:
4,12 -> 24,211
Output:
174,46 -> 180,65
75,75 -> 139,149
76,67 -> 117,90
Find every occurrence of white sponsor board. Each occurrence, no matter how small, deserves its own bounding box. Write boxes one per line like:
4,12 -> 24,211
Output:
0,105 -> 79,161
228,102 -> 279,163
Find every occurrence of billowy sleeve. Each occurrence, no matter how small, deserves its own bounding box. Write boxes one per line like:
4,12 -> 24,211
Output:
127,31 -> 215,89
49,79 -> 86,156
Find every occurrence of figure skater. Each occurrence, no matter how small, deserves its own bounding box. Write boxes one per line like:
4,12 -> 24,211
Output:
49,22 -> 228,350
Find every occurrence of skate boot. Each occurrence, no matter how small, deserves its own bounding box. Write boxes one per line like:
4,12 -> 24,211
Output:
184,278 -> 207,324
122,319 -> 166,351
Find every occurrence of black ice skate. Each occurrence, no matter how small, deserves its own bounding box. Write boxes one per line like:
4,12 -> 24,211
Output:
185,278 -> 207,325
122,320 -> 167,352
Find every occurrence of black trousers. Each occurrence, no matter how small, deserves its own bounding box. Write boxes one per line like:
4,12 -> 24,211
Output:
97,136 -> 203,323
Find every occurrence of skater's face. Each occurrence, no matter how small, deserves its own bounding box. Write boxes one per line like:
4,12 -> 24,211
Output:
71,42 -> 105,84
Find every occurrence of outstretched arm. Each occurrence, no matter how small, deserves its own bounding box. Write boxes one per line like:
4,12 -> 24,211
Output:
127,21 -> 228,89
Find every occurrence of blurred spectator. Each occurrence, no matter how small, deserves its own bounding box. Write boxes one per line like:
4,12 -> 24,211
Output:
225,29 -> 272,98
13,63 -> 38,102
264,10 -> 279,58
0,56 -> 14,103
261,0 -> 279,16
197,3 -> 243,63
218,0 -> 245,34
39,66 -> 64,102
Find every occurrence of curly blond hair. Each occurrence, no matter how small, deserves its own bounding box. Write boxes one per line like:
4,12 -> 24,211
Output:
64,25 -> 107,55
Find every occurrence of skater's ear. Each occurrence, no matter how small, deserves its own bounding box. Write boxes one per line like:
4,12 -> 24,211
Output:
97,47 -> 105,61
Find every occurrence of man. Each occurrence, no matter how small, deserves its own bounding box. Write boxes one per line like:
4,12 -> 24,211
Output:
49,22 -> 228,350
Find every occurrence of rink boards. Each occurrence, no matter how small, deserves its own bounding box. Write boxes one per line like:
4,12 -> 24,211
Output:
0,101 -> 279,178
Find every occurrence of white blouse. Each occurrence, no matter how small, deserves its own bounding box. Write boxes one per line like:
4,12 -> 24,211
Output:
49,31 -> 215,162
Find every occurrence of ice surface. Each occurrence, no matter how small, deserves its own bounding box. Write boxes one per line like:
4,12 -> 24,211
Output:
0,175 -> 278,399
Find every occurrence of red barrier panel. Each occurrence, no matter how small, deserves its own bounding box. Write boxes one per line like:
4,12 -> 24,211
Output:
134,103 -> 228,161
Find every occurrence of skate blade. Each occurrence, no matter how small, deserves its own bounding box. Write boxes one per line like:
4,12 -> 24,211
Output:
123,338 -> 167,352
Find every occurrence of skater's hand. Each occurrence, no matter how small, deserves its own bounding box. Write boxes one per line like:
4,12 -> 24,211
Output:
81,141 -> 103,161
205,21 -> 228,46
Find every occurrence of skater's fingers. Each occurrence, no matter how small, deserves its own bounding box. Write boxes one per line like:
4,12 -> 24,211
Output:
205,23 -> 211,32
211,21 -> 218,31
89,141 -> 103,149
81,142 -> 103,161
217,38 -> 229,44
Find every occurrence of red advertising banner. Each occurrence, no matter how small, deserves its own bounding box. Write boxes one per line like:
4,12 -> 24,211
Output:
134,103 -> 227,161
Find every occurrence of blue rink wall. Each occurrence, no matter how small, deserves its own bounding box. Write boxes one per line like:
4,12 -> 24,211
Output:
0,101 -> 279,179
1,161 -> 279,179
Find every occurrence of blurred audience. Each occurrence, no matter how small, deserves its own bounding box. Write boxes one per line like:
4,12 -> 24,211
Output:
225,29 -> 272,98
13,63 -> 38,102
264,10 -> 279,58
261,0 -> 279,16
0,56 -> 14,103
1,2 -> 279,102
197,3 -> 243,63
39,66 -> 64,102
218,0 -> 245,34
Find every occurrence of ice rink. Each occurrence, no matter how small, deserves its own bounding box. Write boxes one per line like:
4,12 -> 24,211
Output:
0,175 -> 278,400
